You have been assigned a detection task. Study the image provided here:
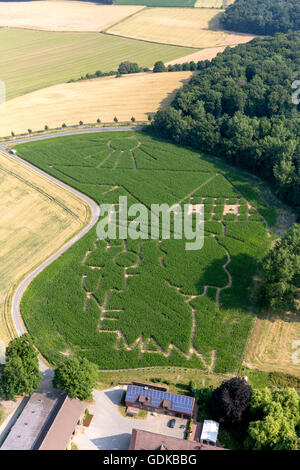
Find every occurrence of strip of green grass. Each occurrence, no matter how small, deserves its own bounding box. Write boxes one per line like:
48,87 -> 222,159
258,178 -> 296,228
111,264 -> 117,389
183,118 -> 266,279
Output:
0,29 -> 195,100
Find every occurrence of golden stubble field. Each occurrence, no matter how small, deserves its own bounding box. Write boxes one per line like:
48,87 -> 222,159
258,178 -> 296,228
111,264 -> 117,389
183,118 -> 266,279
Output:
166,45 -> 229,65
0,1 -> 144,32
245,314 -> 300,376
0,151 -> 90,359
106,7 -> 255,48
195,0 -> 224,7
0,71 -> 192,137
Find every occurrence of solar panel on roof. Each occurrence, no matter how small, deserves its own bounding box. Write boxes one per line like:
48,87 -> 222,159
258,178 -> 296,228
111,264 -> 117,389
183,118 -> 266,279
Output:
126,385 -> 194,413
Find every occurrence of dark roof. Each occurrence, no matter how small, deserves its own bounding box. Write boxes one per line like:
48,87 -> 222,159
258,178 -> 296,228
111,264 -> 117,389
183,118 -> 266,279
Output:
126,385 -> 194,414
130,429 -> 225,451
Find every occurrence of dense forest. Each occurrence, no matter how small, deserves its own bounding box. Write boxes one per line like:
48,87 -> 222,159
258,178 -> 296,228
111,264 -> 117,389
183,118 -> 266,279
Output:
222,0 -> 300,35
152,33 -> 300,214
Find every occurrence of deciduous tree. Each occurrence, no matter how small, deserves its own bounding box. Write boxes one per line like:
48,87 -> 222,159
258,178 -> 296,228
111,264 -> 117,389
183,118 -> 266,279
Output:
53,357 -> 98,401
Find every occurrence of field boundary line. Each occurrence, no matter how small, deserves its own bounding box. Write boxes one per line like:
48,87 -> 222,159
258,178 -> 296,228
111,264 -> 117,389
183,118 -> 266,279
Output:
101,30 -> 201,50
101,6 -> 148,33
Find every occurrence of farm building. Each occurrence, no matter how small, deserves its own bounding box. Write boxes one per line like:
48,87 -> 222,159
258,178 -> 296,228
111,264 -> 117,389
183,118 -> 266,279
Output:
1,391 -> 84,450
125,384 -> 195,419
130,429 -> 225,451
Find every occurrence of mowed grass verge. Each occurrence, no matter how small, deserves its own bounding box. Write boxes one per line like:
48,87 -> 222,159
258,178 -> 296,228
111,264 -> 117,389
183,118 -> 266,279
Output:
106,7 -> 255,48
16,131 -> 274,373
0,28 -> 195,100
245,314 -> 300,377
0,151 -> 90,348
0,71 -> 193,137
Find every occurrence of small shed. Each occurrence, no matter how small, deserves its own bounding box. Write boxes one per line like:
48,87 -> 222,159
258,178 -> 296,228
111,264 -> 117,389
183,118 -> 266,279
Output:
200,420 -> 219,446
126,406 -> 139,417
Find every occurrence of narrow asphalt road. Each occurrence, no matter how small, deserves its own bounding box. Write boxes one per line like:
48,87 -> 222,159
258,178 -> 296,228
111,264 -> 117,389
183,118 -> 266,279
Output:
0,125 -> 143,348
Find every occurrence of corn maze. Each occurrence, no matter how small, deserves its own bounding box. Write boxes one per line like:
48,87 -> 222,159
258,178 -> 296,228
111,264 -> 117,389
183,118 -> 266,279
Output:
18,131 -> 273,372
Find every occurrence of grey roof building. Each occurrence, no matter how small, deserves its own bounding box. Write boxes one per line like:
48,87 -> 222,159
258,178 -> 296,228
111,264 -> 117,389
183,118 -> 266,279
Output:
1,390 -> 84,451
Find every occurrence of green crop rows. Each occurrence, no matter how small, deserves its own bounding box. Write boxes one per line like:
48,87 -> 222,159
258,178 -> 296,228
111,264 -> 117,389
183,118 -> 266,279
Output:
17,131 -> 272,372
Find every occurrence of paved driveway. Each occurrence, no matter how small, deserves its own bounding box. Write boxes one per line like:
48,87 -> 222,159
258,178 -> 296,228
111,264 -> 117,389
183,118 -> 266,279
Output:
74,387 -> 188,450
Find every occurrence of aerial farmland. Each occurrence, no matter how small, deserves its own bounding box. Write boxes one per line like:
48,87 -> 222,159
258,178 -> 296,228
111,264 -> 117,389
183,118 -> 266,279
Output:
0,0 -> 299,453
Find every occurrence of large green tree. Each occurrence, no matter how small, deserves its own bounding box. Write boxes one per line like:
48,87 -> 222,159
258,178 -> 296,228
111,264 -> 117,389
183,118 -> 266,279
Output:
53,357 -> 98,401
0,334 -> 42,400
245,388 -> 300,450
211,377 -> 252,427
261,224 -> 300,311
153,61 -> 166,73
118,61 -> 140,75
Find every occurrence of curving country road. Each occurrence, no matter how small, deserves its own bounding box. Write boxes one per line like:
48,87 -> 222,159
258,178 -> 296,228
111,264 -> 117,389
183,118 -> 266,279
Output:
0,126 -> 143,343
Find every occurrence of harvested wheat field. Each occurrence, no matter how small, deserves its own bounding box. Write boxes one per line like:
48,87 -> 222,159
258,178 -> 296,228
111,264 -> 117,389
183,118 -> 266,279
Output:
0,28 -> 194,100
166,46 -> 229,65
106,7 -> 255,48
245,316 -> 300,376
195,0 -> 224,8
0,151 -> 89,347
0,1 -> 144,32
0,71 -> 192,136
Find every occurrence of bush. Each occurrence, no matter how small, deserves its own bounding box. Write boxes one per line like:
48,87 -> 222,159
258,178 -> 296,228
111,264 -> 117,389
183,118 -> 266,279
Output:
0,334 -> 42,401
151,377 -> 162,383
211,377 -> 252,427
53,357 -> 98,401
118,61 -> 140,75
153,61 -> 166,73
245,388 -> 300,450
268,372 -> 300,389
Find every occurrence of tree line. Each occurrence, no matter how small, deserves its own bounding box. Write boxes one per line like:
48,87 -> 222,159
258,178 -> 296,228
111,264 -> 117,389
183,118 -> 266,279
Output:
151,32 -> 300,215
222,0 -> 300,35
209,377 -> 300,450
68,59 -> 201,83
261,224 -> 300,312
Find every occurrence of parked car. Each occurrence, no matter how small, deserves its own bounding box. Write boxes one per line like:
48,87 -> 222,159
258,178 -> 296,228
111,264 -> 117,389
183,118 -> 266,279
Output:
168,419 -> 176,428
